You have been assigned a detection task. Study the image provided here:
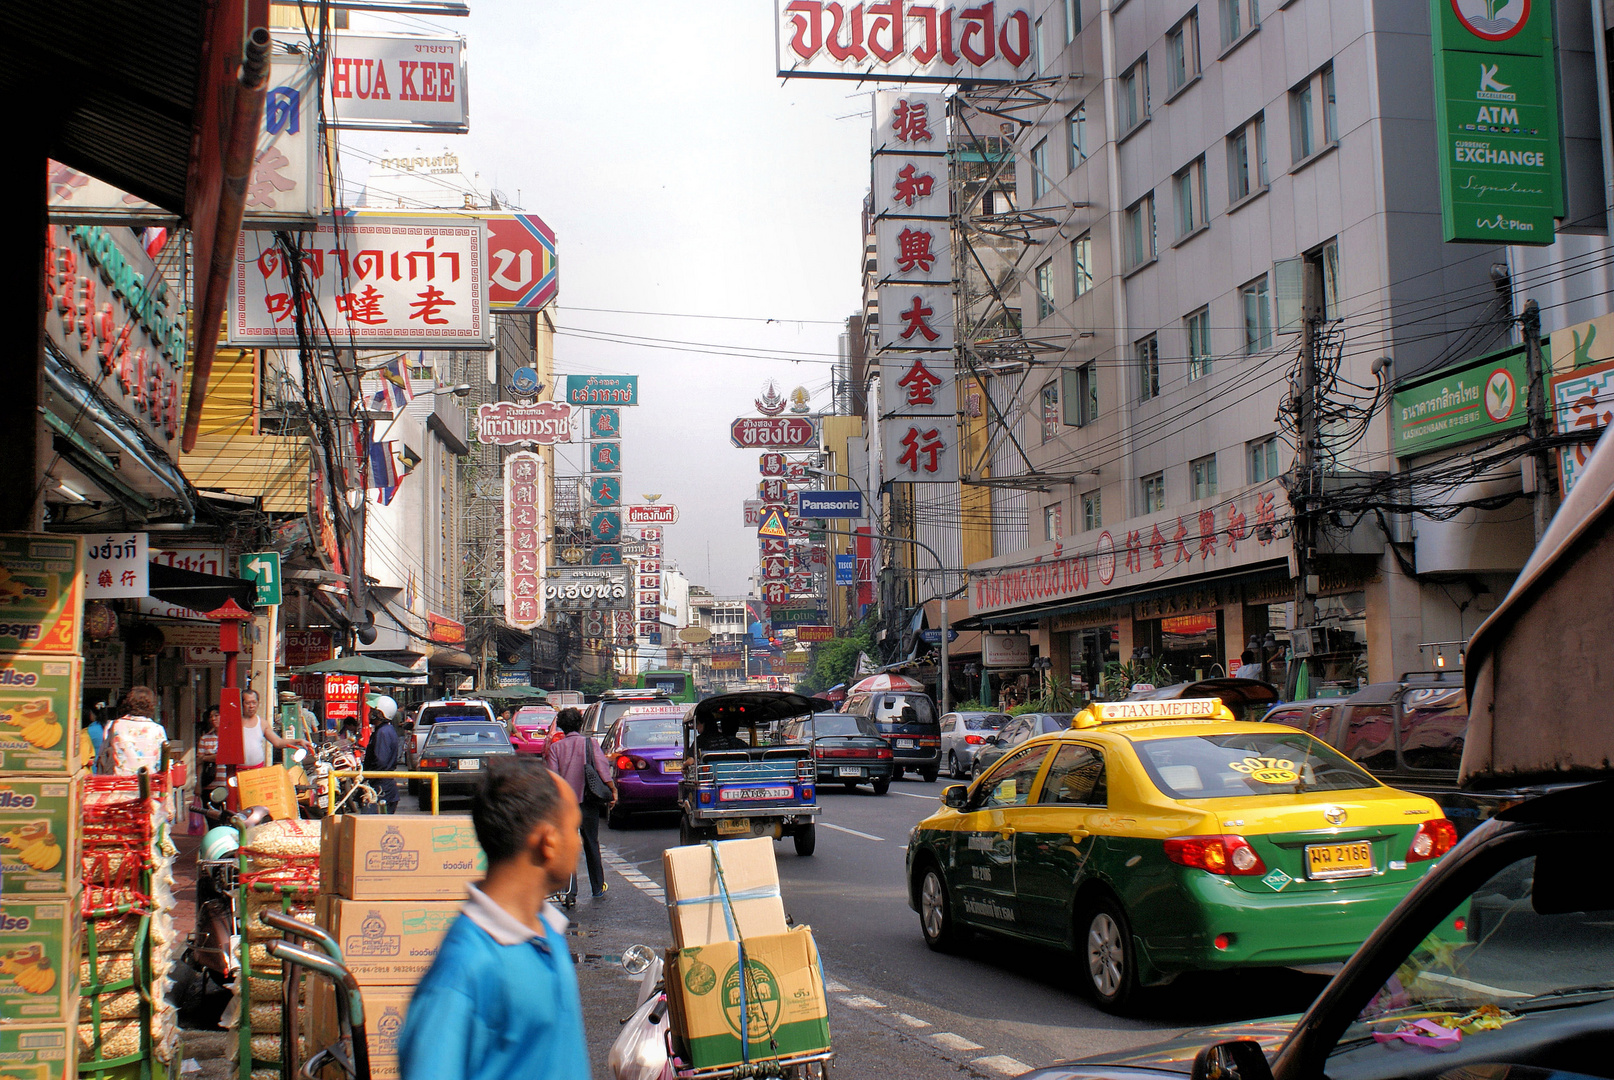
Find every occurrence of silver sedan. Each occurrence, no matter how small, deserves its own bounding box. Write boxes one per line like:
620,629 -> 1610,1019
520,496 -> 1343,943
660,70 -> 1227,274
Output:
938,711 -> 1010,779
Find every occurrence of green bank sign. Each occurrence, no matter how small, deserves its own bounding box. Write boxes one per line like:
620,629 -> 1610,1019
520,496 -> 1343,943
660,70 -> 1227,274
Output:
1430,0 -> 1563,244
1393,344 -> 1533,457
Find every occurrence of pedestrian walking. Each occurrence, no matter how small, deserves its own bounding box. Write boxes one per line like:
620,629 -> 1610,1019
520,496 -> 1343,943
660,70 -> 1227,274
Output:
363,703 -> 402,814
197,705 -> 220,788
398,757 -> 589,1080
543,708 -> 617,902
97,687 -> 168,776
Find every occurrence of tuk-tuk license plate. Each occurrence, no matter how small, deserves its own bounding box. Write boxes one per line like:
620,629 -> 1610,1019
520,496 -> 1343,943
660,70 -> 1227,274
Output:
837,767 -> 863,778
716,818 -> 751,835
718,786 -> 794,801
1306,841 -> 1374,879
457,759 -> 480,770
895,739 -> 915,749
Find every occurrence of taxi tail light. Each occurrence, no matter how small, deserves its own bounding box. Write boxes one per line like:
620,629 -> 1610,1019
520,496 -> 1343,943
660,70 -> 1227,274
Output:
1407,818 -> 1458,862
1163,835 -> 1267,876
615,754 -> 649,771
964,735 -> 985,745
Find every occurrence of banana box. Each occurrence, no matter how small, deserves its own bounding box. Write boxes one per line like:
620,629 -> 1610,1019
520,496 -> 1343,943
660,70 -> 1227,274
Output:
0,901 -> 81,1023
0,778 -> 81,898
0,657 -> 81,776
0,1023 -> 76,1079
0,536 -> 82,656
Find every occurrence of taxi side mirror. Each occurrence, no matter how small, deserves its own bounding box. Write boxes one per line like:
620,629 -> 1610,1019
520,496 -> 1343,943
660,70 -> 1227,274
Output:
943,785 -> 968,809
1190,1040 -> 1272,1080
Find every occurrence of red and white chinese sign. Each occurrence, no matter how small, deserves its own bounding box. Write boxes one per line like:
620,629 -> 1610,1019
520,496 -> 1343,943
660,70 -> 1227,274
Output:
626,504 -> 679,525
485,213 -> 559,311
777,2 -> 1035,84
730,417 -> 818,448
230,216 -> 489,347
968,483 -> 1290,617
1552,358 -> 1614,497
881,353 -> 955,417
503,451 -> 547,629
476,401 -> 573,445
84,533 -> 149,599
325,34 -> 468,133
877,286 -> 956,350
883,416 -> 959,480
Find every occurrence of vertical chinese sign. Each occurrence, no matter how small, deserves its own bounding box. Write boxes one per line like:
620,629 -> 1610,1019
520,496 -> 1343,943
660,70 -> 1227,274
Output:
503,450 -> 546,630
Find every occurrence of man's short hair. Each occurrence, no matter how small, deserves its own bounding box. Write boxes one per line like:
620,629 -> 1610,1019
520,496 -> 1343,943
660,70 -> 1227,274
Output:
556,707 -> 584,734
1240,649 -> 1257,665
473,758 -> 563,863
242,689 -> 260,703
342,717 -> 361,733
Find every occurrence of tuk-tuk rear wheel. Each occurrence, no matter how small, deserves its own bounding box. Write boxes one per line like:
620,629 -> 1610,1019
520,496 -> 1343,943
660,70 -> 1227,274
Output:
679,817 -> 696,846
793,823 -> 816,856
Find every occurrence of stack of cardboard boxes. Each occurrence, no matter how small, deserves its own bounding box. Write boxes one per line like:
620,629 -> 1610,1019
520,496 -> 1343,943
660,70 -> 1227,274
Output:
312,814 -> 486,1079
0,535 -> 88,1079
661,838 -> 830,1072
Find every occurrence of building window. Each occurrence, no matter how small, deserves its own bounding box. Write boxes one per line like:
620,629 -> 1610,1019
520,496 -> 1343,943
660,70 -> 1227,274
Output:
1173,156 -> 1208,238
1072,232 -> 1093,296
1034,17 -> 1045,73
1041,380 -> 1060,441
1141,472 -> 1166,514
1190,454 -> 1219,500
1227,112 -> 1267,202
1063,362 -> 1099,426
1248,435 -> 1281,483
1323,65 -> 1338,144
1031,137 -> 1050,200
1035,258 -> 1055,320
1136,335 -> 1160,402
1120,55 -> 1149,132
1044,502 -> 1063,541
1082,490 -> 1102,531
1186,307 -> 1212,380
1290,78 -> 1314,161
1065,0 -> 1080,43
1124,194 -> 1156,269
1068,104 -> 1087,169
1242,275 -> 1272,354
1219,0 -> 1259,48
1167,12 -> 1200,93
1291,63 -> 1337,162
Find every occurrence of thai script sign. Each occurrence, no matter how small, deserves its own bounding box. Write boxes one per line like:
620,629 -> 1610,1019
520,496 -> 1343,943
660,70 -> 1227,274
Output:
427,613 -> 465,644
284,629 -> 333,668
544,568 -> 631,612
1551,358 -> 1614,497
730,417 -> 817,448
1391,344 -> 1529,458
149,546 -> 226,577
503,452 -> 546,629
565,375 -> 638,406
626,505 -> 679,525
83,533 -> 148,599
44,225 -> 186,447
776,2 -> 1035,83
325,33 -> 468,133
485,213 -> 558,311
476,401 -> 573,445
795,625 -> 834,642
325,674 -> 361,722
230,216 -> 489,347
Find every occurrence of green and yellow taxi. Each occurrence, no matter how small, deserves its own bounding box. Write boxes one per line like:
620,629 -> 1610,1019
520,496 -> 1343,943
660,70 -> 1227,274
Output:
905,698 -> 1458,1011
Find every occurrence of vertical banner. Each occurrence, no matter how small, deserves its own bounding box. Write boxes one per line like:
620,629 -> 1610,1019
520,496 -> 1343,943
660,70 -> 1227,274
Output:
504,451 -> 546,629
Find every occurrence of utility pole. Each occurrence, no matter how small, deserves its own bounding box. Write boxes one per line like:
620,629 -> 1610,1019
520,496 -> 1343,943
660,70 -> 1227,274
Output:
1293,262 -> 1322,649
1521,300 -> 1555,543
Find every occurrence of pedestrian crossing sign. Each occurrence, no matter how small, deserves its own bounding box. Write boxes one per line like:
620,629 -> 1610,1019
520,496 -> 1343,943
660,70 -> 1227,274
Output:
757,507 -> 789,538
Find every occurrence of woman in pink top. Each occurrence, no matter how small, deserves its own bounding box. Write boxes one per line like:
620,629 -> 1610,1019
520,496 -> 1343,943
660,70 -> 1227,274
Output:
99,686 -> 168,776
543,708 -> 617,903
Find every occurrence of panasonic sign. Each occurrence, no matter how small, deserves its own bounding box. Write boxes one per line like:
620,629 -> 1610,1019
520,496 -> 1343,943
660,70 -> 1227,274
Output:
795,491 -> 865,519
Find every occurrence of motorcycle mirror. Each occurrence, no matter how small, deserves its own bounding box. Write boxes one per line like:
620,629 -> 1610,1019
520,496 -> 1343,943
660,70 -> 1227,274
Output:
208,786 -> 229,804
291,747 -> 308,765
237,805 -> 273,830
621,943 -> 656,975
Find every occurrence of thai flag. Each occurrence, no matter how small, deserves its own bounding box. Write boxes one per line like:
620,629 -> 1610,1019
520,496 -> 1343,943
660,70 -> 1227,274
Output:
369,440 -> 401,505
370,355 -> 415,412
139,228 -> 169,259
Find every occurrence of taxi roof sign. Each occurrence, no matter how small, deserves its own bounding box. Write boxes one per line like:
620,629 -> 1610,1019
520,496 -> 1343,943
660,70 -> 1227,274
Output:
1072,698 -> 1233,728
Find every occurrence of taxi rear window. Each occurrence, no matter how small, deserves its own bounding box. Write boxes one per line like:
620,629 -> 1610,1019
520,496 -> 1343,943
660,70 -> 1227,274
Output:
1133,731 -> 1378,800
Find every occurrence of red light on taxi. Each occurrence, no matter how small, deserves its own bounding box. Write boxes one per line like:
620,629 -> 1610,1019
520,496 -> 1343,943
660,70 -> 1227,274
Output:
1407,819 -> 1458,862
1164,835 -> 1267,876
1213,933 -> 1232,950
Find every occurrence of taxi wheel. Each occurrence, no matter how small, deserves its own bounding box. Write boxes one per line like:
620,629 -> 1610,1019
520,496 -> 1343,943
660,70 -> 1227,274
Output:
918,866 -> 961,951
1080,897 -> 1138,1010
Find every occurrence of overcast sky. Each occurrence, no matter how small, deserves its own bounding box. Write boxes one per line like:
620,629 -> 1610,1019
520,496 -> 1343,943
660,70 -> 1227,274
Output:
343,1 -> 871,595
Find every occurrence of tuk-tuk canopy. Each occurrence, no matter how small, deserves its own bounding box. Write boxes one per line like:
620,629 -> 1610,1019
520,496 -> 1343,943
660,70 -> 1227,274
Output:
1126,677 -> 1281,721
1464,425 -> 1614,787
688,691 -> 820,729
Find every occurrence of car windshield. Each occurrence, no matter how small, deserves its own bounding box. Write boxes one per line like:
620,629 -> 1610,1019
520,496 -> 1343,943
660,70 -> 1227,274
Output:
512,708 -> 554,727
588,699 -> 670,732
961,714 -> 1009,730
425,723 -> 509,747
1132,731 -> 1378,799
812,715 -> 878,738
621,718 -> 681,748
419,705 -> 491,727
1339,850 -> 1614,1053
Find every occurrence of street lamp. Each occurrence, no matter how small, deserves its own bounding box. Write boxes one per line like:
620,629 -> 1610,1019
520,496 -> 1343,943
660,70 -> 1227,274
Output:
430,383 -> 473,397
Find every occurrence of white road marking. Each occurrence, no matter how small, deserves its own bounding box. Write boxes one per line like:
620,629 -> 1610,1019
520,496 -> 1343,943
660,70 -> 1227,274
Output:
896,1012 -> 931,1028
893,791 -> 940,800
820,822 -> 885,841
823,978 -> 850,993
602,849 -> 667,900
973,1055 -> 1032,1076
929,1033 -> 985,1052
839,994 -> 887,1009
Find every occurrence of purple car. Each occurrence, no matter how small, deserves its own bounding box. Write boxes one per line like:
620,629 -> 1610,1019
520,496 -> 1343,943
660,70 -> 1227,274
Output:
601,711 -> 686,828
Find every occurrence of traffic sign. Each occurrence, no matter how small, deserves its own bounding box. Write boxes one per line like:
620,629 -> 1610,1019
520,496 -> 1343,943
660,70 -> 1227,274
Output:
757,507 -> 789,538
920,628 -> 960,644
239,551 -> 282,607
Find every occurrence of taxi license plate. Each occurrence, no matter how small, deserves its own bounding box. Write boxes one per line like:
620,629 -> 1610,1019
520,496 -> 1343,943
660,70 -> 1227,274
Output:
1306,841 -> 1374,879
718,786 -> 794,802
896,739 -> 915,749
661,760 -> 682,774
716,818 -> 751,836
457,759 -> 480,771
837,767 -> 863,778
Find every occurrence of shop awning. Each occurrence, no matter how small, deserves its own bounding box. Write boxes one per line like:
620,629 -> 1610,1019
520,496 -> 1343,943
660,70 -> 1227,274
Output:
147,561 -> 256,612
975,562 -> 1291,627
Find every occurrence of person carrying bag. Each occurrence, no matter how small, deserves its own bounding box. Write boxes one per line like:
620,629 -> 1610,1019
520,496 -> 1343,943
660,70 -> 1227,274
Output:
544,708 -> 618,903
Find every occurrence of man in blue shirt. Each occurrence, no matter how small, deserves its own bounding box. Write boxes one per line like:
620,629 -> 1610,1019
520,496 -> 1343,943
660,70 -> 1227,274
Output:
399,758 -> 588,1080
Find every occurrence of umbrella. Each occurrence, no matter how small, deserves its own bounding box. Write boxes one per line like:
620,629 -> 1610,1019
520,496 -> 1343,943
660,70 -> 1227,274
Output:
821,683 -> 847,702
469,687 -> 548,702
849,673 -> 926,694
294,655 -> 421,677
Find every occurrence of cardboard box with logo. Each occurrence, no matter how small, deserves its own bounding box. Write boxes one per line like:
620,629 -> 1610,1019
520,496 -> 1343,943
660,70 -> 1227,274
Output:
0,1022 -> 76,1079
665,926 -> 829,1071
309,979 -> 410,1080
0,535 -> 84,656
0,900 -> 80,1023
0,656 -> 82,776
314,896 -> 459,986
322,815 -> 485,900
662,837 -> 787,949
0,775 -> 81,897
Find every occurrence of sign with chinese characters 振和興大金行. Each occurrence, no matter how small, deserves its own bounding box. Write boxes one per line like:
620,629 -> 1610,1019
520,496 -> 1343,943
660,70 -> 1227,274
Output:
503,451 -> 546,629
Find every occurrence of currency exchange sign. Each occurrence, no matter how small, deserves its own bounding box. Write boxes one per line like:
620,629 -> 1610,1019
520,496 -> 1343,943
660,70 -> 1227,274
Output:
1430,0 -> 1562,244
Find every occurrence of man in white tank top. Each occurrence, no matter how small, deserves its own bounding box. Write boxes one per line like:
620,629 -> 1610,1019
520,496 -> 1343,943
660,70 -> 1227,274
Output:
239,689 -> 312,767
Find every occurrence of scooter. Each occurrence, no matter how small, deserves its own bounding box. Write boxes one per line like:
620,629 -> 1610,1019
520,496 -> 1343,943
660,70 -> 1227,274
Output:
608,944 -> 674,1080
183,799 -> 271,995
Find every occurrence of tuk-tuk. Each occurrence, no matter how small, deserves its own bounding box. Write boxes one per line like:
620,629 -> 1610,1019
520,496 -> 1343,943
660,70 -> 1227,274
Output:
678,691 -> 821,856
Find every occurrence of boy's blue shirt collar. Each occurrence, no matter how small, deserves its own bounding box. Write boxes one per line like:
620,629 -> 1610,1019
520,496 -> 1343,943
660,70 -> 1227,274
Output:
461,883 -> 569,949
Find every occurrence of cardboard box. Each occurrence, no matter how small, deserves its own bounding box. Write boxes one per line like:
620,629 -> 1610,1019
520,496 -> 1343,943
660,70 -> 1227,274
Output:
328,815 -> 486,900
237,765 -> 298,821
667,927 -> 830,1071
0,776 -> 81,898
0,658 -> 82,776
663,838 -> 787,948
0,900 -> 81,1023
0,535 -> 84,656
315,896 -> 460,985
309,978 -> 409,1080
0,1023 -> 76,1079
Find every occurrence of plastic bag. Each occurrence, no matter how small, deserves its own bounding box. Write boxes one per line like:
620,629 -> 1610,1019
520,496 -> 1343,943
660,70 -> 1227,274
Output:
607,994 -> 675,1080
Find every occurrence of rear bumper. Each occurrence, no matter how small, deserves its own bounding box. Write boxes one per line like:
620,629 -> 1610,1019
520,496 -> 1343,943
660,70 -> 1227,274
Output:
616,771 -> 680,810
816,763 -> 894,783
891,748 -> 940,768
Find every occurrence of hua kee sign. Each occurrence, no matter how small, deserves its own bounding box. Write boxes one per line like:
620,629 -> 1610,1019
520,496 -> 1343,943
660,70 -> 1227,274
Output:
776,1 -> 1036,84
325,33 -> 468,133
